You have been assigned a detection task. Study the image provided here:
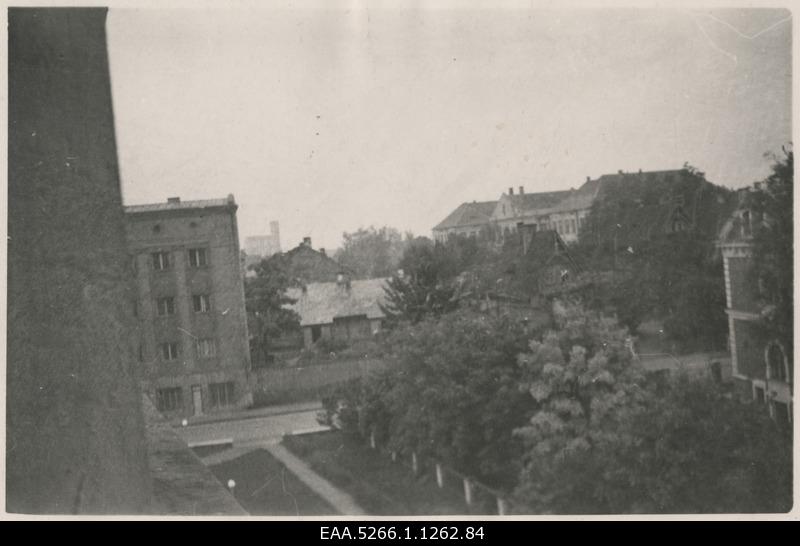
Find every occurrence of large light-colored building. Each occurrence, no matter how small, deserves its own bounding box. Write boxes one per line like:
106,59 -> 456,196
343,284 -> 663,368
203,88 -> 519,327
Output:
432,177 -> 602,244
124,195 -> 253,418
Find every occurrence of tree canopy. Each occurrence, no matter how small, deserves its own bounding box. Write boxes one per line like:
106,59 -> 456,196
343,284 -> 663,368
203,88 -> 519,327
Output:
334,226 -> 411,279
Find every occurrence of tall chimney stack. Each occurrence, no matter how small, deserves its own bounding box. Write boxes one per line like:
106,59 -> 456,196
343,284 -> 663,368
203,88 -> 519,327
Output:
519,186 -> 524,195
302,236 -> 311,247
508,187 -> 514,195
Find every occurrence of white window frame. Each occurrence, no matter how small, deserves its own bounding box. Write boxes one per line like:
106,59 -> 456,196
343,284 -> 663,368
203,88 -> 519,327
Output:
193,294 -> 211,313
152,251 -> 170,271
156,296 -> 175,317
188,248 -> 208,268
196,338 -> 217,358
161,342 -> 179,361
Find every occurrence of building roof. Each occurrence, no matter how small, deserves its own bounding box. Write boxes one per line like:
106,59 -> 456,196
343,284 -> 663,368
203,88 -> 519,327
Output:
285,278 -> 389,326
433,201 -> 497,231
124,196 -> 235,214
508,190 -> 571,215
549,178 -> 603,213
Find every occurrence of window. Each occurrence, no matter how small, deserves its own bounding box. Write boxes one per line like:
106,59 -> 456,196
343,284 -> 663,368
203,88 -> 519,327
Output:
742,210 -> 752,238
138,344 -> 145,363
193,294 -> 211,313
160,342 -> 180,361
156,387 -> 183,412
188,248 -> 208,268
570,219 -> 576,234
209,382 -> 235,408
766,342 -> 788,382
754,385 -> 766,404
156,297 -> 175,317
152,251 -> 170,270
196,338 -> 217,358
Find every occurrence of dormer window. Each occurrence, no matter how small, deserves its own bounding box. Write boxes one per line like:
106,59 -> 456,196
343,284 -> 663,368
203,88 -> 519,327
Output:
742,210 -> 752,237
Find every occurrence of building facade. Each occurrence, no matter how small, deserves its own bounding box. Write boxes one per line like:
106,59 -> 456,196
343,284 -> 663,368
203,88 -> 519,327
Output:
432,178 -> 602,244
718,190 -> 792,429
286,276 -> 389,349
125,196 -> 253,418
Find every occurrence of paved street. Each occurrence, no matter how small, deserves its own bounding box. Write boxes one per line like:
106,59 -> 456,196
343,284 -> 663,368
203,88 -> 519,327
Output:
176,408 -> 324,447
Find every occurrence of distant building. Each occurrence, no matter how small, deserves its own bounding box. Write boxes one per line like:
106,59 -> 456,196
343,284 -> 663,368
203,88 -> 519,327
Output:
244,221 -> 281,265
431,169 -> 715,246
286,276 -> 389,349
432,178 -> 601,244
432,201 -> 497,243
718,188 -> 792,428
267,237 -> 354,284
124,195 -> 253,418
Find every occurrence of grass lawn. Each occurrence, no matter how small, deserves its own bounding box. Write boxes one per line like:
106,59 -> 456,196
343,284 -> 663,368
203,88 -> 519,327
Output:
283,431 -> 497,515
206,449 -> 337,516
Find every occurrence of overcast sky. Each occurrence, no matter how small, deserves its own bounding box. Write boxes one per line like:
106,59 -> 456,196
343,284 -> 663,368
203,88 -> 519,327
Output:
106,6 -> 792,251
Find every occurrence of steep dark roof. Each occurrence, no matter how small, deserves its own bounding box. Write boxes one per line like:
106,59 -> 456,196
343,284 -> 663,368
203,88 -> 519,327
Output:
265,243 -> 354,284
433,201 -> 497,231
524,230 -> 581,272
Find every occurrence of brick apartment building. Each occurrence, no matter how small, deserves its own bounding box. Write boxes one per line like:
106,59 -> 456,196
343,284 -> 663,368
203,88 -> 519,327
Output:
718,188 -> 792,428
125,195 -> 253,418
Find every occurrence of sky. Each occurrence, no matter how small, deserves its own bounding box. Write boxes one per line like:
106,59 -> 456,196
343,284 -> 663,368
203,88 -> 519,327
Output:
105,5 -> 792,252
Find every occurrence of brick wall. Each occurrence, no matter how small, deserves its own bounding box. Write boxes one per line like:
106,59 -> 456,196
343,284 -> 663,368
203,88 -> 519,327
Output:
7,8 -> 151,513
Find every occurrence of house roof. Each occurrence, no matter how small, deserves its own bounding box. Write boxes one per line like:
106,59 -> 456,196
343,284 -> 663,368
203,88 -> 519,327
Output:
524,230 -> 581,272
508,190 -> 571,214
549,178 -> 603,213
285,278 -> 389,326
433,201 -> 497,231
124,196 -> 235,214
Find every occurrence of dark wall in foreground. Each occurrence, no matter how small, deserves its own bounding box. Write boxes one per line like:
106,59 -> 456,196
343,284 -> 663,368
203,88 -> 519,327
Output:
7,7 -> 152,513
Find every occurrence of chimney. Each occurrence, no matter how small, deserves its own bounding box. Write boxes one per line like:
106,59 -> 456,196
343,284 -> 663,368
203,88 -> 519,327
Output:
319,248 -> 326,256
167,197 -> 180,204
509,187 -> 514,195
618,169 -> 624,175
302,236 -> 311,247
586,176 -> 591,183
519,186 -> 524,195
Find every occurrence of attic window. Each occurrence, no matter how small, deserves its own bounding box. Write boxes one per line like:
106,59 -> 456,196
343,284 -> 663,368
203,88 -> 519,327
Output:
742,210 -> 752,237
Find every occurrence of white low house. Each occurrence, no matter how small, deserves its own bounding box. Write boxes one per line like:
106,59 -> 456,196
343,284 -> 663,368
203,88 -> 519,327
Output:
286,275 -> 390,349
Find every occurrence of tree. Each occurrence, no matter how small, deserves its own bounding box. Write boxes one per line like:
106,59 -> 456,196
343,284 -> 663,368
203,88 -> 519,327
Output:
325,309 -> 536,489
245,254 -> 301,366
749,147 -> 793,366
513,301 -> 792,514
334,226 -> 410,279
380,237 -> 460,324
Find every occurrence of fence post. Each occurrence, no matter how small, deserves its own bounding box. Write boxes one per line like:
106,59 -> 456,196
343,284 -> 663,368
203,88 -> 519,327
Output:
463,478 -> 472,506
411,452 -> 419,475
496,497 -> 507,515
435,463 -> 444,488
